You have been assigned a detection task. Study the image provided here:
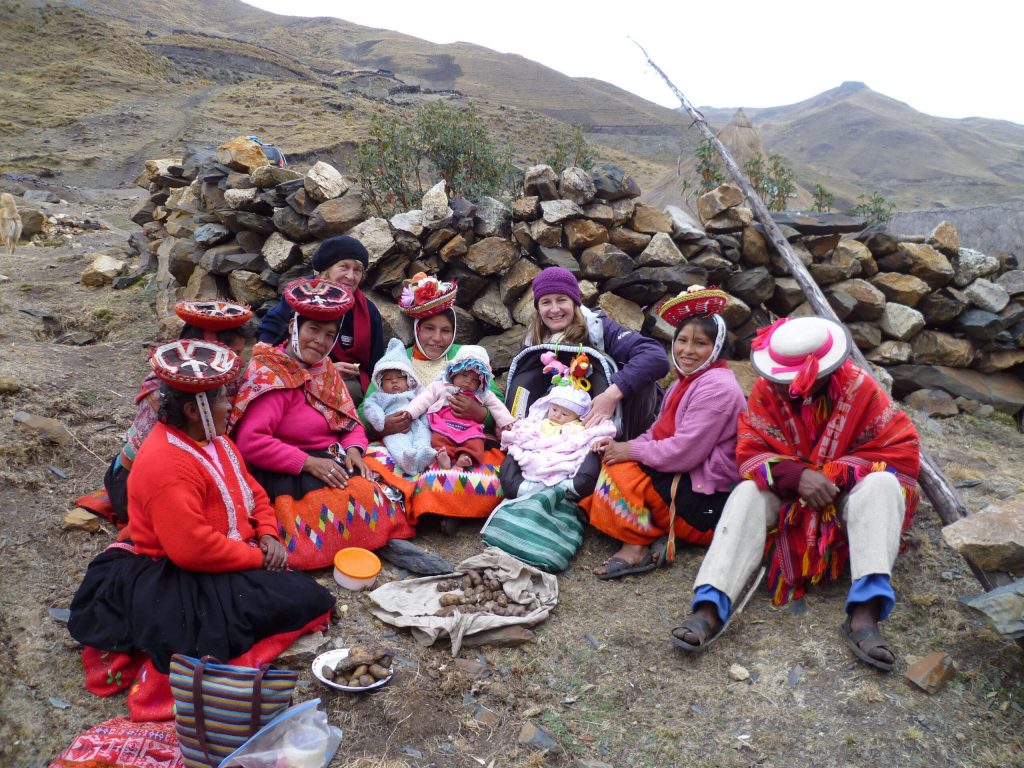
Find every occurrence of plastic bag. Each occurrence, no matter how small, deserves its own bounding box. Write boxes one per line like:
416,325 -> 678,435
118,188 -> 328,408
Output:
220,699 -> 342,768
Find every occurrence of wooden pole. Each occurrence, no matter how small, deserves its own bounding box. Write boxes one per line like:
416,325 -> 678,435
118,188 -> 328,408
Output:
634,42 -> 1012,595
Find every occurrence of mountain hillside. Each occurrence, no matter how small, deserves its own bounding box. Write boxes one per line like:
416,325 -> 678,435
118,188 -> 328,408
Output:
699,82 -> 1024,209
3,2 -> 1024,213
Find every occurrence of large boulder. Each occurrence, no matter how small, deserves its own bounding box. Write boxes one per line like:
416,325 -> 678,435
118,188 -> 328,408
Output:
899,242 -> 954,289
579,243 -> 634,281
637,232 -> 686,267
996,269 -> 1024,297
696,184 -> 743,223
918,286 -> 969,325
869,272 -> 931,307
81,254 -> 127,286
963,278 -> 1010,313
598,293 -> 643,331
193,223 -> 232,248
524,165 -> 559,200
942,494 -> 1024,571
910,331 -> 975,367
741,226 -> 770,267
474,196 -> 511,238
463,237 -> 519,276
975,348 -> 1024,373
952,247 -> 999,287
878,303 -> 925,341
307,196 -> 366,239
630,203 -> 673,235
262,232 -> 300,273
304,161 -> 348,202
251,165 -> 301,189
827,279 -> 886,321
421,181 -> 453,230
536,246 -> 580,275
904,388 -> 959,418
866,340 -> 913,364
890,365 -> 1024,414
228,270 -> 277,307
590,163 -> 641,201
512,196 -> 540,222
603,266 -> 706,305
470,284 -> 514,330
726,267 -> 774,306
927,220 -> 960,257
390,210 -> 424,238
564,219 -> 608,252
608,226 -> 651,255
479,326 -> 527,374
540,199 -> 584,225
346,217 -> 395,269
272,206 -> 311,242
216,135 -> 268,172
951,308 -> 1003,342
529,219 -> 562,248
558,167 -> 596,206
499,258 -> 540,304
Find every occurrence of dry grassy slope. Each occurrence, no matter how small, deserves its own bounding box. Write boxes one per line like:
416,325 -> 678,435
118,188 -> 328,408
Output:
700,82 -> 1024,209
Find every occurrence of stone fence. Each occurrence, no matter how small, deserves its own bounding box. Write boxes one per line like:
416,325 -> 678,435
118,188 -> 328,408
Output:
127,136 -> 1024,415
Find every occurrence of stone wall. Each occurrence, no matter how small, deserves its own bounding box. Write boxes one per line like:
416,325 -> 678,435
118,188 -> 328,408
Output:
128,136 -> 1024,415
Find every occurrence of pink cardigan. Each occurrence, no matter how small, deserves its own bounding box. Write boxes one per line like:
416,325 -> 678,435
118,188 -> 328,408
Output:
627,366 -> 746,495
233,388 -> 368,475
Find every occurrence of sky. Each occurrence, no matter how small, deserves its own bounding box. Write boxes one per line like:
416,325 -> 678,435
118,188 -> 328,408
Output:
244,0 -> 1023,126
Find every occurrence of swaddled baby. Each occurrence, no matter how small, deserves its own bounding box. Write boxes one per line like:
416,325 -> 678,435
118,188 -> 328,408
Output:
362,338 -> 436,474
501,386 -> 616,494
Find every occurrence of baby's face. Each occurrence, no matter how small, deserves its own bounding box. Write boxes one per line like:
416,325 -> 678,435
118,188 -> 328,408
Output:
546,403 -> 579,425
451,370 -> 481,391
380,370 -> 410,394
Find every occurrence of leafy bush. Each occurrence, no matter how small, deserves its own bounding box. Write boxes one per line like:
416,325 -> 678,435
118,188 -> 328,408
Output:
852,191 -> 895,225
694,139 -> 725,192
812,183 -> 834,212
544,125 -> 596,172
355,102 -> 516,215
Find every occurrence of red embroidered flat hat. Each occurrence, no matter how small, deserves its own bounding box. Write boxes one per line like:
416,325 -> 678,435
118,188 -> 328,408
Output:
750,316 -> 852,392
283,277 -> 354,321
174,299 -> 253,331
657,285 -> 729,327
399,272 -> 458,319
149,339 -> 241,393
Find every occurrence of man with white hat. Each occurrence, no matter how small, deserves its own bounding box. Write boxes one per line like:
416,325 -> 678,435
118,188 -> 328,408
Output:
671,316 -> 921,672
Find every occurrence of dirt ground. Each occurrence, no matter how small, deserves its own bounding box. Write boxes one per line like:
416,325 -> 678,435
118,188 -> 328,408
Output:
0,187 -> 1022,768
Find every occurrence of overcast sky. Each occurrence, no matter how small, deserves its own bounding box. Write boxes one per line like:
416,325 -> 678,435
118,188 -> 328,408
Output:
244,0 -> 1023,126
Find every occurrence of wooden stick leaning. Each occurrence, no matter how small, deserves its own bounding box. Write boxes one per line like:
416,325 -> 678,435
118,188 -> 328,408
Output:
633,41 -> 1012,595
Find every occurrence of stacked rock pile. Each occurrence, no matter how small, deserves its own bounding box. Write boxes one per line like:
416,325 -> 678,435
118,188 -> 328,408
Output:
126,136 -> 1024,415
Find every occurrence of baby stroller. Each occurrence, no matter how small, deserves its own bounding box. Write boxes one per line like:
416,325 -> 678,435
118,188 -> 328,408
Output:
501,343 -> 622,500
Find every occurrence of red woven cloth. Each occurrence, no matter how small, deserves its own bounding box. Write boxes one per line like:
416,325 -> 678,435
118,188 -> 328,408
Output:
50,717 -> 183,768
736,361 -> 921,605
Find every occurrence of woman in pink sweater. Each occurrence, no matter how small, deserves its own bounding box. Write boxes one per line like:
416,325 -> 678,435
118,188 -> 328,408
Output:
581,287 -> 746,579
231,278 -> 414,570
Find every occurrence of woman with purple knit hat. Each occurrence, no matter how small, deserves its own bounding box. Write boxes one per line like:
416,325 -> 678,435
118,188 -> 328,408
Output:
503,266 -> 669,499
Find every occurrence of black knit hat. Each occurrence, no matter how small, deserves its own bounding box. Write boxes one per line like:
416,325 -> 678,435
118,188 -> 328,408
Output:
312,235 -> 369,272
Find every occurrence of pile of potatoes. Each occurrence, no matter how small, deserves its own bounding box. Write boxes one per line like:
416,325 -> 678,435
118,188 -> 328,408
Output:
433,568 -> 533,617
321,646 -> 392,688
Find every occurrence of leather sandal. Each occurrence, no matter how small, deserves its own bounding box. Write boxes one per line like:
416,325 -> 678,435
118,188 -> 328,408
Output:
840,616 -> 895,673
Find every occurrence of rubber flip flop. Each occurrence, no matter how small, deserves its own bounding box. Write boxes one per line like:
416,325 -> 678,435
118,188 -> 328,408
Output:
596,553 -> 656,580
840,617 -> 895,673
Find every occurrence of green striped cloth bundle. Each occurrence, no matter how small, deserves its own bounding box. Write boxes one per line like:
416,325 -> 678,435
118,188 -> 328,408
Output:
482,486 -> 583,572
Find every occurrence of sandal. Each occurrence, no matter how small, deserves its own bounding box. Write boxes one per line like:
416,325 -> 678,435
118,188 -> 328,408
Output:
840,616 -> 895,673
595,553 -> 656,580
670,615 -> 727,654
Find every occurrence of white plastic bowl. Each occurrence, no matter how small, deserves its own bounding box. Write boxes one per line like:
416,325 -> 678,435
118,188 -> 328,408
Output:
332,547 -> 381,591
333,567 -> 377,591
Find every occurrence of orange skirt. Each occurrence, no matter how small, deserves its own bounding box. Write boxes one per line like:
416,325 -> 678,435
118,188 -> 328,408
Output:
581,461 -> 728,548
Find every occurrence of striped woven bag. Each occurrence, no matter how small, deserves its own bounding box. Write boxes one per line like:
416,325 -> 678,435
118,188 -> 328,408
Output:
481,486 -> 583,572
169,654 -> 298,768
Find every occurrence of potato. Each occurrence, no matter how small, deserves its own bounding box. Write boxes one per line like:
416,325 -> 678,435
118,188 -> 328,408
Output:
435,605 -> 457,617
358,674 -> 375,687
436,580 -> 452,592
379,655 -> 393,668
496,594 -> 508,607
347,675 -> 361,686
322,665 -> 335,680
493,606 -> 508,616
368,663 -> 390,680
439,593 -> 461,606
460,575 -> 472,590
353,664 -> 369,678
467,569 -> 482,586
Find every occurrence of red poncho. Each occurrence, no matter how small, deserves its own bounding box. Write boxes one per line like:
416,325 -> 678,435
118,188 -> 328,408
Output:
736,361 -> 921,605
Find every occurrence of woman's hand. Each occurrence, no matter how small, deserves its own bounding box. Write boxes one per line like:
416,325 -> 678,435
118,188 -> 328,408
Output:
334,361 -> 360,380
798,469 -> 839,510
379,411 -> 412,437
597,440 -> 631,465
448,392 -> 488,423
344,446 -> 370,479
259,534 -> 288,571
303,455 -> 350,489
583,384 -> 622,428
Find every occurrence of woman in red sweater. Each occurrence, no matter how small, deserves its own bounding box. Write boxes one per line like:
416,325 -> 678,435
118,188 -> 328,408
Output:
231,277 -> 415,570
68,339 -> 334,721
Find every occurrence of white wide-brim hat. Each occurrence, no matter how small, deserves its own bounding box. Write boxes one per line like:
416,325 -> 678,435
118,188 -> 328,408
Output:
750,316 -> 852,385
530,386 -> 592,419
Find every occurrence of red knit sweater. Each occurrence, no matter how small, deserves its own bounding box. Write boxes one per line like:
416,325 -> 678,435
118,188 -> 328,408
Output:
126,422 -> 280,573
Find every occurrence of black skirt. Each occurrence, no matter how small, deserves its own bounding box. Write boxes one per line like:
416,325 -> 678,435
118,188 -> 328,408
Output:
68,546 -> 335,673
643,465 -> 730,534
